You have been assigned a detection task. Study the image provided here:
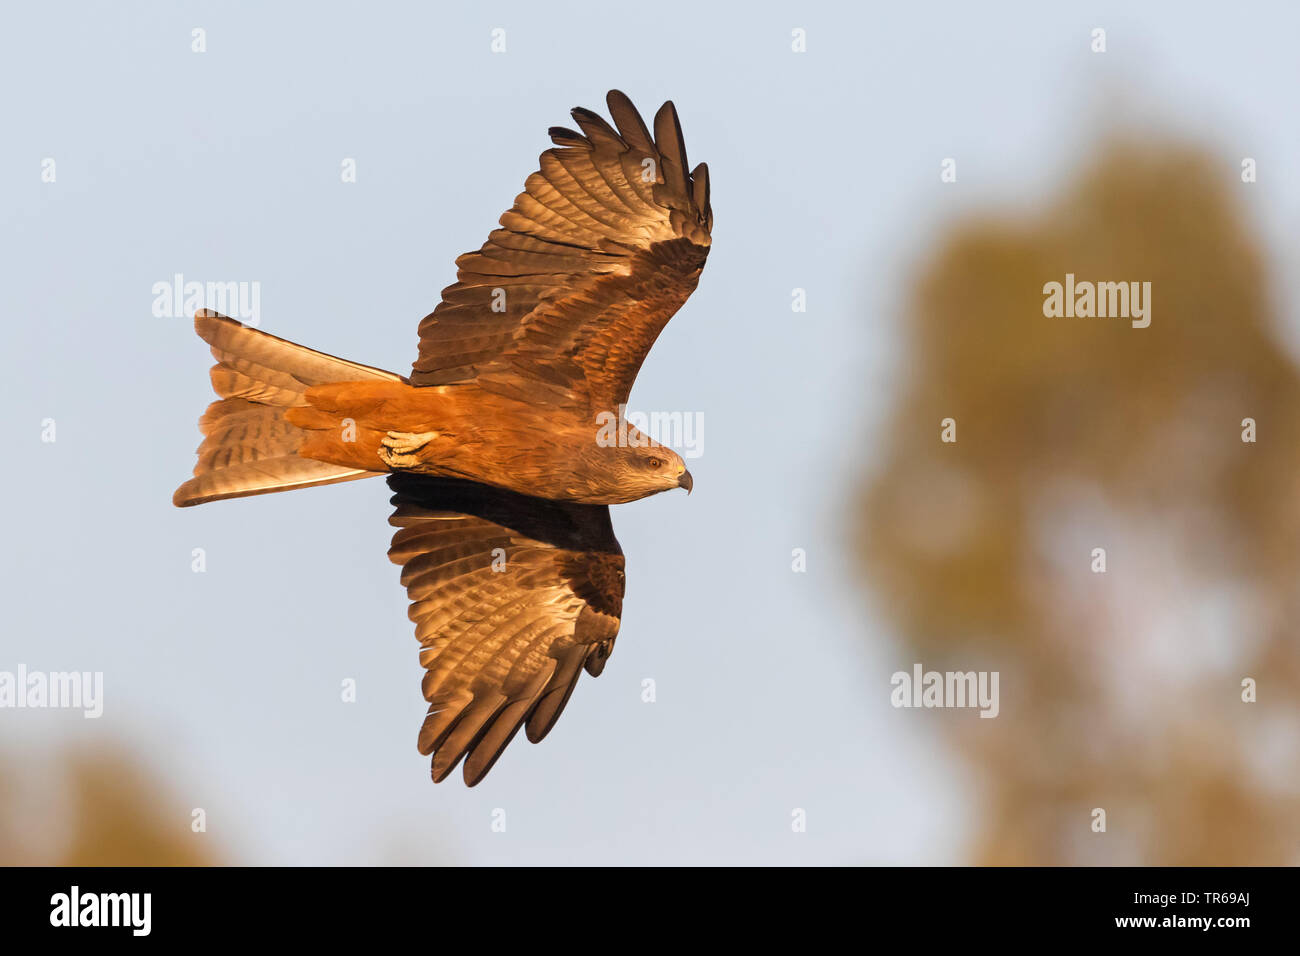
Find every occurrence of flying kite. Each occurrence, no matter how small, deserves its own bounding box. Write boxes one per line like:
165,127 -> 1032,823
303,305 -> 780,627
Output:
174,91 -> 713,785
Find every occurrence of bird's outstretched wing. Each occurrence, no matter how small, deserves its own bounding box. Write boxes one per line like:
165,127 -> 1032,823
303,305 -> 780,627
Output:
410,90 -> 713,411
387,473 -> 625,785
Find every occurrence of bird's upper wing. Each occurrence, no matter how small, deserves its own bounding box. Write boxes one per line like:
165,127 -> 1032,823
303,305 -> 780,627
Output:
386,473 -> 625,786
409,90 -> 713,411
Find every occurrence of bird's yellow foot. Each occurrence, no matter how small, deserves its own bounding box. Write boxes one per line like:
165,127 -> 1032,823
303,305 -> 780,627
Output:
380,430 -> 439,469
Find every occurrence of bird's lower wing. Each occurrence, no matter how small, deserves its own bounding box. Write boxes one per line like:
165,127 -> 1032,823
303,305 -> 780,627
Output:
387,474 -> 625,786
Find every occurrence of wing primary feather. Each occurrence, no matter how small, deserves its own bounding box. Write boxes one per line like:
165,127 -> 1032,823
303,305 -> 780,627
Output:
652,101 -> 690,197
418,691 -> 474,755
691,161 -> 711,221
463,697 -> 535,786
524,645 -> 589,744
548,126 -> 587,148
605,89 -> 655,154
431,692 -> 508,783
570,107 -> 624,148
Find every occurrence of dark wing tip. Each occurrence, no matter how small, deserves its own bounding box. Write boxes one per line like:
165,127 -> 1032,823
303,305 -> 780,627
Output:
690,161 -> 712,227
569,106 -> 623,148
548,125 -> 587,148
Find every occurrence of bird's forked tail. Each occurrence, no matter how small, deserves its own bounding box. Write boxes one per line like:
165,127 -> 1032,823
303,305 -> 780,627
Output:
172,310 -> 401,507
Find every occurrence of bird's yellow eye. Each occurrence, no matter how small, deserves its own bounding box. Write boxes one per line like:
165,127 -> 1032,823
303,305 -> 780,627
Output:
648,457 -> 661,468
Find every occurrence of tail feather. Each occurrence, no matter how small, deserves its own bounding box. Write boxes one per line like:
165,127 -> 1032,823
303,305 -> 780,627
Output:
173,310 -> 401,508
195,399 -> 301,471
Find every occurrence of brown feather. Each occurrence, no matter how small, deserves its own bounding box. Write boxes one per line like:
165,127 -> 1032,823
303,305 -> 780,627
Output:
605,89 -> 655,155
652,101 -> 690,199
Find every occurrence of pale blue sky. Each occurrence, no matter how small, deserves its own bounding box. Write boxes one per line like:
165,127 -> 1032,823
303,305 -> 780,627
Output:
3,1 -> 1299,863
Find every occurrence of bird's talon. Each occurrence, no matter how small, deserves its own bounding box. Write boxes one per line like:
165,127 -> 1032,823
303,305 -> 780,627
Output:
380,430 -> 438,469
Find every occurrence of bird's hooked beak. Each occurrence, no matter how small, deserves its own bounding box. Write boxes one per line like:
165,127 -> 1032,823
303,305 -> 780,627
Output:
678,468 -> 693,494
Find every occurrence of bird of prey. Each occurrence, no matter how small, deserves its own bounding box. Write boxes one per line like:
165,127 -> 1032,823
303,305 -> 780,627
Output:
173,91 -> 712,785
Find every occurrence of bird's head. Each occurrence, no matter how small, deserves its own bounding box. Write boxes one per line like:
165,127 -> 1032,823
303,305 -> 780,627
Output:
587,414 -> 693,502
638,443 -> 692,495
606,439 -> 693,501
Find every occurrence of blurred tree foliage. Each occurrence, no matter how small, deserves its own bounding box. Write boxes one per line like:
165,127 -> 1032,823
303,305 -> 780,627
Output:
0,744 -> 217,865
858,140 -> 1300,864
